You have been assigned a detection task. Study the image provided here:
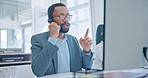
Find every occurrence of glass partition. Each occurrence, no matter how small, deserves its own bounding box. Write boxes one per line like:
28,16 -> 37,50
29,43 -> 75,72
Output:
63,0 -> 105,70
90,0 -> 105,70
0,0 -> 31,53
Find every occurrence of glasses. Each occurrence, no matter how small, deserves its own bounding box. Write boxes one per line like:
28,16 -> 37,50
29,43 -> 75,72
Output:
55,14 -> 73,21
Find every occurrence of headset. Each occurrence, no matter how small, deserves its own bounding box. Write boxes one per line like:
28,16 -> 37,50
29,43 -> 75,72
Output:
47,3 -> 66,23
48,17 -> 54,23
47,5 -> 54,23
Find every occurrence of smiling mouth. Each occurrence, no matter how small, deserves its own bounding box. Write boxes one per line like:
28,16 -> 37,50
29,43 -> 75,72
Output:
63,24 -> 69,30
63,23 -> 70,26
59,21 -> 70,31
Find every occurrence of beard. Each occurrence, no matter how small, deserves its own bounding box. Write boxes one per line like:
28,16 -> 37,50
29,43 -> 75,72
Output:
59,22 -> 70,33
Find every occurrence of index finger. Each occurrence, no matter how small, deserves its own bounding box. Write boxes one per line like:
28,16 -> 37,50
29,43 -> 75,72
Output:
84,28 -> 89,38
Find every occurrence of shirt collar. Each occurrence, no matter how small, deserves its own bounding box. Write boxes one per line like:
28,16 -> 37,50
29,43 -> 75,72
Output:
57,34 -> 67,41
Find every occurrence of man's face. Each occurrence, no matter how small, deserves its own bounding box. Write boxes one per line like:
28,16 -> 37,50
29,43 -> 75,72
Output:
53,6 -> 71,33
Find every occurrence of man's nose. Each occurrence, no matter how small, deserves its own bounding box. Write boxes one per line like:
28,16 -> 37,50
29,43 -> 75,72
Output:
63,17 -> 69,22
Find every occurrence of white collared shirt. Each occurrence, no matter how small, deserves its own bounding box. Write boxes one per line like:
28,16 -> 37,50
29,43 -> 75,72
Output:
92,41 -> 103,69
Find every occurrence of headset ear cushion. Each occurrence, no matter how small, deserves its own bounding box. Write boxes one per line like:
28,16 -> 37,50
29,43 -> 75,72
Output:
48,18 -> 54,23
48,19 -> 52,23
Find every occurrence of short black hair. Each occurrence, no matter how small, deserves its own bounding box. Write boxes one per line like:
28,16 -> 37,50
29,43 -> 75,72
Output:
96,24 -> 104,45
47,3 -> 66,21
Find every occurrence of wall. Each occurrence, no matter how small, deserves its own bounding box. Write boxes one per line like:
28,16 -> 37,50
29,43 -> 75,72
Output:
105,0 -> 148,70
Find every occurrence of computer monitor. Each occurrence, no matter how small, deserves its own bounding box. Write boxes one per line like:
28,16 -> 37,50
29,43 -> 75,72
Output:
104,0 -> 148,70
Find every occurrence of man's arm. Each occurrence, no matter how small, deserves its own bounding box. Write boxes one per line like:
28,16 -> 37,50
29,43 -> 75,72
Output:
82,50 -> 93,69
31,35 -> 58,77
79,28 -> 93,69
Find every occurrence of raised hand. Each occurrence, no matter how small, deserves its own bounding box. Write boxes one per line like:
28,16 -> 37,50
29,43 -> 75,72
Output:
79,28 -> 92,53
48,22 -> 61,38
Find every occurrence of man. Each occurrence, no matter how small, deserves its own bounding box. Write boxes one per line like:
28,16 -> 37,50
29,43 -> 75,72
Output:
31,3 -> 93,77
93,24 -> 104,69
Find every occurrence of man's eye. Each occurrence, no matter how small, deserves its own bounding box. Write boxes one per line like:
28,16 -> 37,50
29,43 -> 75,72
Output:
59,16 -> 64,18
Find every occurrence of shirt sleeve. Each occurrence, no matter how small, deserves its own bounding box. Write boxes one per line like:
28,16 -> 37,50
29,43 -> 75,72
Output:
83,50 -> 92,55
48,37 -> 58,45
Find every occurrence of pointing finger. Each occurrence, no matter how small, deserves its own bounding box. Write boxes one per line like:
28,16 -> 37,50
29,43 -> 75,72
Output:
84,28 -> 89,38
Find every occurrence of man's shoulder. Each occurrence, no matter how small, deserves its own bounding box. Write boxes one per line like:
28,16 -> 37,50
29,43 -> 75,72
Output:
32,31 -> 49,37
31,31 -> 49,40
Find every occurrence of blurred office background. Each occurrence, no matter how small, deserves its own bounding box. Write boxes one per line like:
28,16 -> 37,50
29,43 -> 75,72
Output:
0,0 -> 103,53
0,0 -> 148,78
0,0 -> 103,78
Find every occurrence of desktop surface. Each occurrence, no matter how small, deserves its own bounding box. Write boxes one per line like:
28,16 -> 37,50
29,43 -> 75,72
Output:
104,72 -> 148,78
35,68 -> 148,78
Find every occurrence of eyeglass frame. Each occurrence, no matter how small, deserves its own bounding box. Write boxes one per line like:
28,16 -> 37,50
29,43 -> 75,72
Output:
54,13 -> 73,21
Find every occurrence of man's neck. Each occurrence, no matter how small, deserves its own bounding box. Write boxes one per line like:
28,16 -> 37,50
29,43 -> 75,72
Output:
58,33 -> 65,39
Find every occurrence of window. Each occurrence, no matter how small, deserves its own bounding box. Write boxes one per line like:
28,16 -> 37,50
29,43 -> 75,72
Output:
63,0 -> 92,42
23,26 -> 32,53
0,30 -> 7,48
0,29 -> 22,48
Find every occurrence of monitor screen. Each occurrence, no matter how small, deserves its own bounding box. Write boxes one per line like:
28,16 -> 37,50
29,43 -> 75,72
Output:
104,0 -> 148,70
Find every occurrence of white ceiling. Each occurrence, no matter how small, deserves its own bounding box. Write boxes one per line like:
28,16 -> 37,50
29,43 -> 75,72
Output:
0,0 -> 31,19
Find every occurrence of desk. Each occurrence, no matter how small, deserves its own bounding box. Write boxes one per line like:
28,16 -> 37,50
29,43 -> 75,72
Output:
0,65 -> 35,78
0,53 -> 31,66
34,68 -> 148,78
